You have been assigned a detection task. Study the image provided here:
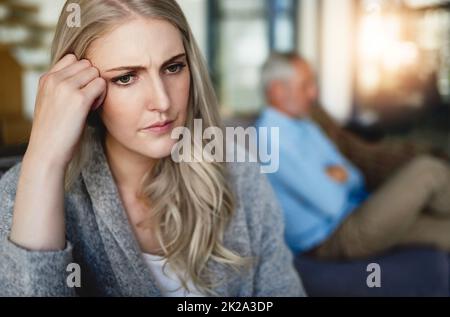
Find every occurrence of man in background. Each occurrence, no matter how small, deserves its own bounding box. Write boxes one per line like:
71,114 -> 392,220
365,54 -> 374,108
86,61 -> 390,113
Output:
256,52 -> 450,259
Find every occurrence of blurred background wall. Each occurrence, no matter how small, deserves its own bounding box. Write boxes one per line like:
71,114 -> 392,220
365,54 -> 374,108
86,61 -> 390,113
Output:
0,0 -> 448,153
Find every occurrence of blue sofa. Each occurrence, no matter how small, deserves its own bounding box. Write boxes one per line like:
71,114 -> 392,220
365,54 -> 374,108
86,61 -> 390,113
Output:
294,247 -> 449,296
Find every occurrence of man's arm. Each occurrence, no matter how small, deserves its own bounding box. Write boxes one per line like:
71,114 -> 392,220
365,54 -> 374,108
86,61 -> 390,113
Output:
275,144 -> 349,219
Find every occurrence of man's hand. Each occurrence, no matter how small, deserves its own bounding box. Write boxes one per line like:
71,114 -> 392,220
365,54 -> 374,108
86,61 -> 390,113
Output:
326,165 -> 348,183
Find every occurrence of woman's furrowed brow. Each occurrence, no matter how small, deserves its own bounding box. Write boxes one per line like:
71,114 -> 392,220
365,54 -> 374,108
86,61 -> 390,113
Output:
105,53 -> 186,73
160,53 -> 186,68
105,65 -> 147,73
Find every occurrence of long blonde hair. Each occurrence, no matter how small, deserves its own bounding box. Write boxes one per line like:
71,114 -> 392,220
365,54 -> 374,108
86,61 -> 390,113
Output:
52,0 -> 248,295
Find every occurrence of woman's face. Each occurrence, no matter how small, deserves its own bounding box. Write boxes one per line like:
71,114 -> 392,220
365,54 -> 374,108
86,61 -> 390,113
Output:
87,18 -> 190,160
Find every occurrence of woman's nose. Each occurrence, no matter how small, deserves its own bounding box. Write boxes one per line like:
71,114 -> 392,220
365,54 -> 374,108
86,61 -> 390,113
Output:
146,76 -> 170,112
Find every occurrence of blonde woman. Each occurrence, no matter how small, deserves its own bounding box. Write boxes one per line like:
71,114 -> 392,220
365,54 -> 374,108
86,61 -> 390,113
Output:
0,0 -> 303,296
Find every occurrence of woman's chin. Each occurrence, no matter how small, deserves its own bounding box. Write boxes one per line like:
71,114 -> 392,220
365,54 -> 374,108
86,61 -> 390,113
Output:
138,139 -> 176,160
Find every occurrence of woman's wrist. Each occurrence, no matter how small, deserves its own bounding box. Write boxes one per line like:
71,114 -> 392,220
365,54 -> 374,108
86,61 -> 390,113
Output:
22,146 -> 69,175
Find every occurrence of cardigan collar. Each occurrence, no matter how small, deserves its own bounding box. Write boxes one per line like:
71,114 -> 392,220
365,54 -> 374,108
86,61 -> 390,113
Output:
81,132 -> 162,296
80,131 -> 239,296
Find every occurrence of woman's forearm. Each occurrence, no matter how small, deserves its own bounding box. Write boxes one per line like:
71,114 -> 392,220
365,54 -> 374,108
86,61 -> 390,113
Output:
9,152 -> 66,251
8,55 -> 105,252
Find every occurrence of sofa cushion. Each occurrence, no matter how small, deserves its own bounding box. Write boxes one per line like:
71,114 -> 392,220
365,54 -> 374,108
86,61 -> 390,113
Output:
295,246 -> 449,296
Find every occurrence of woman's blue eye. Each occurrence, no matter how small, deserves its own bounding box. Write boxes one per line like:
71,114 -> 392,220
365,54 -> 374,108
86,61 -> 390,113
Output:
119,75 -> 131,83
112,74 -> 135,86
166,63 -> 186,74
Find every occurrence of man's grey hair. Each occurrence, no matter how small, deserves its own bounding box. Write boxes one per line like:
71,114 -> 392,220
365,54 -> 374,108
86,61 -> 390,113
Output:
261,52 -> 305,96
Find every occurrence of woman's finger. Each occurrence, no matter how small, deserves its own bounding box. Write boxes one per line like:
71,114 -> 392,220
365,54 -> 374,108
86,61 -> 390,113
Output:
50,54 -> 78,73
81,77 -> 107,109
54,59 -> 92,81
91,85 -> 107,111
67,66 -> 100,89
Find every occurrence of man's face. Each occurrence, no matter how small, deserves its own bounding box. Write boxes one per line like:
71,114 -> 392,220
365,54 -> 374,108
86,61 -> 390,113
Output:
280,60 -> 318,118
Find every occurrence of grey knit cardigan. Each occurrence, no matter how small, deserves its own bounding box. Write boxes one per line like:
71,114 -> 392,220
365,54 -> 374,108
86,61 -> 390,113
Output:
0,135 -> 305,297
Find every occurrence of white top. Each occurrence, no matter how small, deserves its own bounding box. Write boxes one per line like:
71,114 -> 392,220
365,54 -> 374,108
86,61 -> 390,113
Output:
142,253 -> 204,297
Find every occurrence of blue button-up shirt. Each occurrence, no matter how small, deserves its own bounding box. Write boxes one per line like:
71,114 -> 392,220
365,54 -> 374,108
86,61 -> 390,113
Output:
256,107 -> 369,254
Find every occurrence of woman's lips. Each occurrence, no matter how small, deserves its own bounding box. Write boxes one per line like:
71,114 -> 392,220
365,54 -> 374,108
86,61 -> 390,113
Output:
141,120 -> 174,134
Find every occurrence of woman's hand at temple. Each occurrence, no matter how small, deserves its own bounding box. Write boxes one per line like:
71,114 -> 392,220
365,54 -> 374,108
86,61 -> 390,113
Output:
26,54 -> 106,169
9,54 -> 106,252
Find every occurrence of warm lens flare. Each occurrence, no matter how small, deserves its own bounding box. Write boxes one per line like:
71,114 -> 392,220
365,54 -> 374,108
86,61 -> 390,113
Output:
358,13 -> 419,93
